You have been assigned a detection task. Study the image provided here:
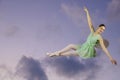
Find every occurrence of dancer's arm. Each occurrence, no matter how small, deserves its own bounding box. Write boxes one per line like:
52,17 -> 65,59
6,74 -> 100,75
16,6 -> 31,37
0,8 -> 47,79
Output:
99,36 -> 117,65
84,7 -> 95,32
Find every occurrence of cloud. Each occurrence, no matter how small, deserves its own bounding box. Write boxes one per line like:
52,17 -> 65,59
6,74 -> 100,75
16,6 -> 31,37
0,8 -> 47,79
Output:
0,64 -> 27,80
15,56 -> 48,80
61,3 -> 87,27
0,65 -> 13,80
45,56 -> 101,80
0,56 -> 48,80
107,0 -> 120,21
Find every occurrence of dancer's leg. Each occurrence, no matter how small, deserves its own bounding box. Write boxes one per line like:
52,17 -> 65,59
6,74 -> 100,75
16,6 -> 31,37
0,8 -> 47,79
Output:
60,51 -> 79,56
58,44 -> 77,53
47,44 -> 78,57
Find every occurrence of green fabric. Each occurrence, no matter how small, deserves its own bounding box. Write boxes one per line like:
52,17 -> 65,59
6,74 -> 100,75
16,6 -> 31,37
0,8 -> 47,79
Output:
76,32 -> 100,59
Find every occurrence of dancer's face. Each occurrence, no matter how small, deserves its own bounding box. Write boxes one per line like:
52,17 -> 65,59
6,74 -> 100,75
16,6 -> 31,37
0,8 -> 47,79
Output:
96,26 -> 105,34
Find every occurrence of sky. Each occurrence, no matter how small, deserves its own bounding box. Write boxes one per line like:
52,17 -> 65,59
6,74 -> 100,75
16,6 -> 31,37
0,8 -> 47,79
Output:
0,0 -> 120,80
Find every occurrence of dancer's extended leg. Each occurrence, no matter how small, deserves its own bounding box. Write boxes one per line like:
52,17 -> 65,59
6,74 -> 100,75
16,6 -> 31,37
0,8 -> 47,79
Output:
47,44 -> 78,57
60,51 -> 79,56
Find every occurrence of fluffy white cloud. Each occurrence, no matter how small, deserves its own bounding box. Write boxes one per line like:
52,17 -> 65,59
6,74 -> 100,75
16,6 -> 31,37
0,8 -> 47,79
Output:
0,65 -> 26,80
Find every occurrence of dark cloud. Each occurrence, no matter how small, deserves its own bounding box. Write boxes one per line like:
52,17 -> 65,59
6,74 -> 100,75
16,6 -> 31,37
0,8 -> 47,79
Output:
15,56 -> 48,80
45,56 -> 101,80
107,0 -> 120,21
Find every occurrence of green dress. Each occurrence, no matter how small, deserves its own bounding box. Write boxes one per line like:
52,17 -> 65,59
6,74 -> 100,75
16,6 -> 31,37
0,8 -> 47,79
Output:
76,32 -> 100,59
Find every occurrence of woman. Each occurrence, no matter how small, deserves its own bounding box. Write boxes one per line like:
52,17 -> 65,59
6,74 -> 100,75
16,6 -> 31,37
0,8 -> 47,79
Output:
47,7 -> 117,65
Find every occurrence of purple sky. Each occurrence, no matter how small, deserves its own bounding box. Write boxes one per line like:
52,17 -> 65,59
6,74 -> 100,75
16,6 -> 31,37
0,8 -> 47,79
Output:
0,0 -> 120,80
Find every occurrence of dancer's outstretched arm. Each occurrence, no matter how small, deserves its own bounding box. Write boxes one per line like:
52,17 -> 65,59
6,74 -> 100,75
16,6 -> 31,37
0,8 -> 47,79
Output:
99,36 -> 117,65
84,7 -> 95,32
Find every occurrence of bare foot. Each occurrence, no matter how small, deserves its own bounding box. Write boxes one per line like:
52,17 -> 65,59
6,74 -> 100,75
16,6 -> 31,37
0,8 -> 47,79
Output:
46,51 -> 60,57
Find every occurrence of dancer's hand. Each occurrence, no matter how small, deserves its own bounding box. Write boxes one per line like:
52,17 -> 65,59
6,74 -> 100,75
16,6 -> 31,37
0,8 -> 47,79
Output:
111,59 -> 117,65
84,7 -> 88,12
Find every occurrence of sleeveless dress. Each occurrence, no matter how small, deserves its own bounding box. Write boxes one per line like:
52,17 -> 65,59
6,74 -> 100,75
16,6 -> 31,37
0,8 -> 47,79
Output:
76,32 -> 100,59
